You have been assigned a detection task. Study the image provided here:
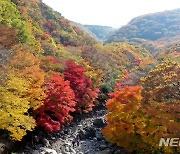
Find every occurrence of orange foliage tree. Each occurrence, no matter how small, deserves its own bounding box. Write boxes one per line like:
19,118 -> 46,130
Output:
140,61 -> 180,153
102,86 -> 145,152
0,26 -> 17,47
0,45 -> 45,140
141,61 -> 180,102
8,45 -> 45,110
103,61 -> 180,153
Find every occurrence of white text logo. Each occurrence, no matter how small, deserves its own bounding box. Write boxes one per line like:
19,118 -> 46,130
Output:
159,138 -> 180,147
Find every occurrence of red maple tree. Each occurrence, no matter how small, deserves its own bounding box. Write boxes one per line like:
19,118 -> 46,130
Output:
36,73 -> 76,132
64,60 -> 99,113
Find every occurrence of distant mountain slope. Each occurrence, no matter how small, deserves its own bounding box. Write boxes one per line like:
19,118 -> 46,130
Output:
84,25 -> 116,41
71,22 -> 99,41
166,42 -> 180,53
107,9 -> 180,43
158,41 -> 180,63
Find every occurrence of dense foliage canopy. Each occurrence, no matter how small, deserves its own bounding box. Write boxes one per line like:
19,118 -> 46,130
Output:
0,2 -> 179,154
107,9 -> 180,43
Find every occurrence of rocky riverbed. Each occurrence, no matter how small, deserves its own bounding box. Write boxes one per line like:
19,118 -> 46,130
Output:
14,105 -> 129,154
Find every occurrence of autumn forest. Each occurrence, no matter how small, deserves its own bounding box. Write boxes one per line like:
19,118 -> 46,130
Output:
0,0 -> 180,153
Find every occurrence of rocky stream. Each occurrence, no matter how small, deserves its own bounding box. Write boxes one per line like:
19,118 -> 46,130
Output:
12,104 -> 129,154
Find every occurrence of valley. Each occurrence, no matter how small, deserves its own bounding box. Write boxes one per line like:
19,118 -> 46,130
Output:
0,0 -> 179,154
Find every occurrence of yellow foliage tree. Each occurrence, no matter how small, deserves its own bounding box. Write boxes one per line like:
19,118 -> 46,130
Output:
102,85 -> 178,153
0,73 -> 35,141
9,45 -> 46,110
102,86 -> 144,152
141,61 -> 180,102
103,62 -> 180,153
80,58 -> 104,89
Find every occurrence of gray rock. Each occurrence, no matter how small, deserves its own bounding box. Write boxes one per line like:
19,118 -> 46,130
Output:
96,132 -> 103,141
35,144 -> 43,149
61,143 -> 74,154
33,135 -> 39,143
40,147 -> 57,154
93,137 -> 97,141
0,143 -> 6,153
77,152 -> 83,154
69,147 -> 76,154
51,137 -> 56,140
114,150 -> 123,154
65,146 -> 69,152
61,131 -> 65,136
41,138 -> 50,147
84,127 -> 96,138
78,129 -> 86,140
95,148 -> 111,154
61,146 -> 70,153
32,150 -> 39,154
64,142 -> 71,147
78,128 -> 96,140
62,152 -> 71,154
64,129 -> 69,134
85,150 -> 96,154
99,144 -> 108,150
93,118 -> 106,128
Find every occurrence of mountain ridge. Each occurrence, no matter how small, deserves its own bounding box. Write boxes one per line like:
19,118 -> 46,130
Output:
107,8 -> 180,43
84,25 -> 116,42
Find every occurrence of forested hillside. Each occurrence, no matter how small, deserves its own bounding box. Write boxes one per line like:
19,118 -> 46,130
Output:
158,41 -> 180,63
0,0 -> 179,153
0,0 -> 151,142
107,9 -> 180,43
84,25 -> 116,41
